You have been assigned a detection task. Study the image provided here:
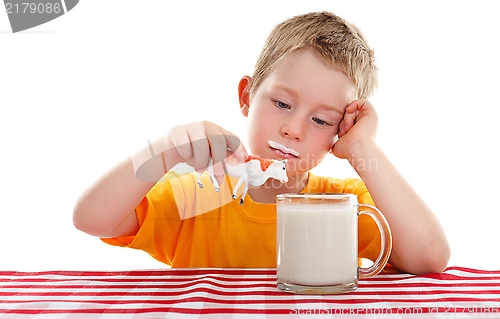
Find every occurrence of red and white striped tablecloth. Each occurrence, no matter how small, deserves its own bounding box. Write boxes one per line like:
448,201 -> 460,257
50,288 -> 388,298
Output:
1,267 -> 499,318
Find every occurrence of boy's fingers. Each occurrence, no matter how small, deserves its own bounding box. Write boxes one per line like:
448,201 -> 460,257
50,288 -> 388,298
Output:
206,133 -> 227,178
213,161 -> 225,186
187,124 -> 211,172
345,100 -> 359,113
341,99 -> 367,133
232,142 -> 248,162
224,134 -> 247,162
338,119 -> 346,138
346,98 -> 367,112
203,121 -> 247,162
167,121 -> 246,175
182,121 -> 247,179
169,130 -> 194,162
339,112 -> 355,136
190,138 -> 210,172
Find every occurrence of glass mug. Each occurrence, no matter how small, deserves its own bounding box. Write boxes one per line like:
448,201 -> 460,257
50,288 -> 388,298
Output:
276,193 -> 392,294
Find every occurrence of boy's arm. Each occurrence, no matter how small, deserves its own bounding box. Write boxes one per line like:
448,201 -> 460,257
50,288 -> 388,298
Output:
73,137 -> 176,238
73,121 -> 246,239
350,142 -> 450,274
334,100 -> 450,275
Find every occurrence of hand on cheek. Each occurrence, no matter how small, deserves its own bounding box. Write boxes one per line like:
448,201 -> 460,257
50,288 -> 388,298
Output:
331,99 -> 378,159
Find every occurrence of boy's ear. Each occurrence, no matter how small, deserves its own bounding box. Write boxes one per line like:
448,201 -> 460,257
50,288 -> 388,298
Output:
238,76 -> 252,117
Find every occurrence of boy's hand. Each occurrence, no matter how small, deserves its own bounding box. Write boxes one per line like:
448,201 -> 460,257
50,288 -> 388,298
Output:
164,121 -> 247,185
332,99 -> 378,160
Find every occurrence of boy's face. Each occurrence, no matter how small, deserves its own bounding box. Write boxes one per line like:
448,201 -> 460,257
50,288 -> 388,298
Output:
240,48 -> 356,176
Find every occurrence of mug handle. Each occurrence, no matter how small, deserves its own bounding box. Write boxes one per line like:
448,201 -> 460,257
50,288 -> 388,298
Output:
357,204 -> 393,278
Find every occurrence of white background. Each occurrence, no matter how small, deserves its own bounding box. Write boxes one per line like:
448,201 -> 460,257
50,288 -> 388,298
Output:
1,1 -> 499,271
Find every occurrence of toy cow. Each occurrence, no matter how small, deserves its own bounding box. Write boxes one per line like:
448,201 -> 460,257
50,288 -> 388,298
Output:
197,155 -> 288,205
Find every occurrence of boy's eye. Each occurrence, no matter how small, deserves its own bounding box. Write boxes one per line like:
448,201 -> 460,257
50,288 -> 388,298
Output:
312,117 -> 332,126
274,100 -> 290,109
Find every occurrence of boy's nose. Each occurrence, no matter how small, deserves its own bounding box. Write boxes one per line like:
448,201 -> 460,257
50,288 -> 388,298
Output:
281,121 -> 304,141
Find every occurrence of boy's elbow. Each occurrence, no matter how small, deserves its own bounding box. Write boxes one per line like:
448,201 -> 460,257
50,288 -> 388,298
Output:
423,250 -> 450,274
415,231 -> 451,274
392,239 -> 451,275
415,241 -> 451,274
72,201 -> 89,233
72,205 -> 106,237
73,197 -> 139,238
431,243 -> 451,273
72,195 -> 99,236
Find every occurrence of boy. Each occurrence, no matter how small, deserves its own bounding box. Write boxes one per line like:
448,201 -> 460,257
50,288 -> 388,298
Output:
73,11 -> 450,274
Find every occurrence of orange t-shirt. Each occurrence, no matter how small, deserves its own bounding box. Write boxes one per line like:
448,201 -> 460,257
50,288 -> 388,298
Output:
102,171 -> 381,268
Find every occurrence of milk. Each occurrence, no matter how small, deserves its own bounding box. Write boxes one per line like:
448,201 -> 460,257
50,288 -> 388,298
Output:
277,203 -> 358,286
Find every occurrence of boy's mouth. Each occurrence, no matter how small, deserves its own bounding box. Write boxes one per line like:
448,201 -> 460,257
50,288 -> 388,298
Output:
268,140 -> 299,158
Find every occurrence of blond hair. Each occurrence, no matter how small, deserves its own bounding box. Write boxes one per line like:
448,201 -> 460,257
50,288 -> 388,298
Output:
250,11 -> 378,99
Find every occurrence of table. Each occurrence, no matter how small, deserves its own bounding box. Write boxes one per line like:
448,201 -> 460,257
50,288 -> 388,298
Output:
1,267 -> 499,318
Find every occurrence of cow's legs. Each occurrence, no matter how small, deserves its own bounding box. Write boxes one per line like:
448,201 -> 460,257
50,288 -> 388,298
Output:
232,177 -> 244,199
196,172 -> 204,188
196,160 -> 220,192
239,184 -> 249,205
207,164 -> 220,192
